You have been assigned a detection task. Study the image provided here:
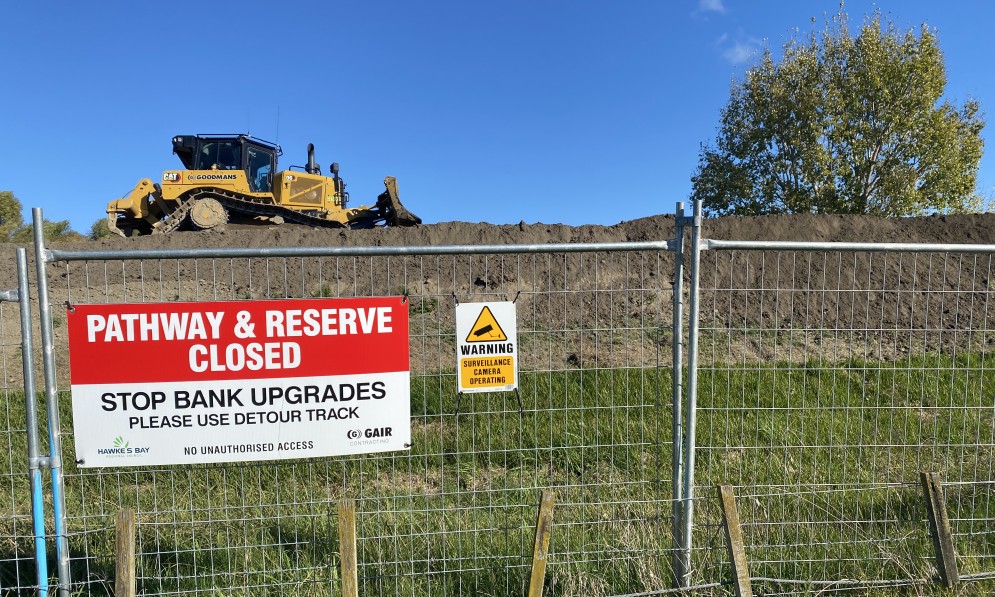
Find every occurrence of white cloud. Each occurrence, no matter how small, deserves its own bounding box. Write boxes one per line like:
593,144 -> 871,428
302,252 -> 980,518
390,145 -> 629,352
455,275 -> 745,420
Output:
723,41 -> 760,65
699,0 -> 726,14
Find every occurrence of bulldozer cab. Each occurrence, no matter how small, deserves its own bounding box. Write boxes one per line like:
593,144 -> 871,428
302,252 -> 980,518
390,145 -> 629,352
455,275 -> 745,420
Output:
172,135 -> 279,193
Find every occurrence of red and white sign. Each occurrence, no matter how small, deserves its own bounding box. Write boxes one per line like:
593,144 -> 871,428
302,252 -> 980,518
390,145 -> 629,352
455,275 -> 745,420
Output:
66,297 -> 410,467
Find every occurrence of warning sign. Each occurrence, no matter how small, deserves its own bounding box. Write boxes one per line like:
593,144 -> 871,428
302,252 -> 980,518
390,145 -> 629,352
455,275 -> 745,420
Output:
465,306 -> 508,342
65,297 -> 411,468
456,302 -> 517,393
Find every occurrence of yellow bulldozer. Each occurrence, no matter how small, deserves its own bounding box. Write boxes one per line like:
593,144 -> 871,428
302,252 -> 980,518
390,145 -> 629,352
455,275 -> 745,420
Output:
106,134 -> 421,236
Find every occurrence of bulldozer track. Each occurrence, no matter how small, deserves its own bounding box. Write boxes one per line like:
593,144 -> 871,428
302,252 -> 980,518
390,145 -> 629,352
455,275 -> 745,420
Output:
152,198 -> 196,235
154,188 -> 349,235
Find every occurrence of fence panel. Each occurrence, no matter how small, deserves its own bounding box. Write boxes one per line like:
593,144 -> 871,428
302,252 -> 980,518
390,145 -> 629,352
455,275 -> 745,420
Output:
1,251 -> 44,595
689,246 -> 995,594
0,293 -> 31,593
39,245 -> 676,596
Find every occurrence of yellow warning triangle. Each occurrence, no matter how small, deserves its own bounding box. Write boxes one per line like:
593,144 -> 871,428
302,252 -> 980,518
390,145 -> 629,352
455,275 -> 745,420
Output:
465,306 -> 508,342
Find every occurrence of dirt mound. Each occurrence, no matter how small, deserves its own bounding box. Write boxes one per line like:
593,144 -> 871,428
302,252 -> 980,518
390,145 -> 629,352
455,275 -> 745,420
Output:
8,210 -> 995,266
3,211 -> 995,385
704,212 -> 995,244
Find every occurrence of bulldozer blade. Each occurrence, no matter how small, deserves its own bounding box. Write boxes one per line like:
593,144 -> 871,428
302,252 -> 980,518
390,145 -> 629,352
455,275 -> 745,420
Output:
377,176 -> 422,226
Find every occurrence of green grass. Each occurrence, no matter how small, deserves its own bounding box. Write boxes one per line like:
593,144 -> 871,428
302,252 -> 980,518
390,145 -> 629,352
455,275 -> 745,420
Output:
3,354 -> 995,595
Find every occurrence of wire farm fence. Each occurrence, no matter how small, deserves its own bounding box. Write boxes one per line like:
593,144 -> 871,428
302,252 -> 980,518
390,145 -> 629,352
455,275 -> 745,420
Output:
686,240 -> 995,594
34,242 -> 677,596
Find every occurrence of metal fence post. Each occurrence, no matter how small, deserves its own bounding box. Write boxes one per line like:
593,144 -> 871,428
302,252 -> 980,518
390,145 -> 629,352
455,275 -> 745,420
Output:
33,209 -> 71,596
671,201 -> 687,585
13,248 -> 50,595
679,199 -> 703,586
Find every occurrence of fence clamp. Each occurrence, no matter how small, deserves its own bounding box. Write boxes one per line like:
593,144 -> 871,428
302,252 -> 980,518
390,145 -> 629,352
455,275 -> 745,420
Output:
0,289 -> 17,302
30,456 -> 53,469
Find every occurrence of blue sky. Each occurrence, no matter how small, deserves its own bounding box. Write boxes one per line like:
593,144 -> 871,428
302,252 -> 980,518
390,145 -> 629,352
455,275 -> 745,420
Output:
2,1 -> 993,232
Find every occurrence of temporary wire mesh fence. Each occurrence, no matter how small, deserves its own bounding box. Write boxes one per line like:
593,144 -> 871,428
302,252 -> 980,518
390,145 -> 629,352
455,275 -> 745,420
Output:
0,292 -> 39,594
39,247 -> 675,596
689,246 -> 995,594
14,220 -> 995,596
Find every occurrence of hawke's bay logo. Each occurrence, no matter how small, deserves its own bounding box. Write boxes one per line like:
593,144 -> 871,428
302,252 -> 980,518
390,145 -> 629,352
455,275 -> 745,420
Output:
97,436 -> 150,458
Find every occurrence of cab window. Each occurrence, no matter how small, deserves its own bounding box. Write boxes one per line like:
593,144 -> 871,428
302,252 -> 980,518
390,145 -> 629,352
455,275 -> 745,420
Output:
199,141 -> 240,170
247,147 -> 273,192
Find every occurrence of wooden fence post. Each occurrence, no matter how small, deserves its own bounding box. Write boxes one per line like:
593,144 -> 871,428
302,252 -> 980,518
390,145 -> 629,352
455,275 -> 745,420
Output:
718,485 -> 753,597
338,499 -> 359,597
528,490 -> 556,597
115,508 -> 136,597
920,472 -> 959,587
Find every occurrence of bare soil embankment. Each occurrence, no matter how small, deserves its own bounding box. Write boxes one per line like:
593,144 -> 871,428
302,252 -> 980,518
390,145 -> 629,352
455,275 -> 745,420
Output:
2,211 -> 995,386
